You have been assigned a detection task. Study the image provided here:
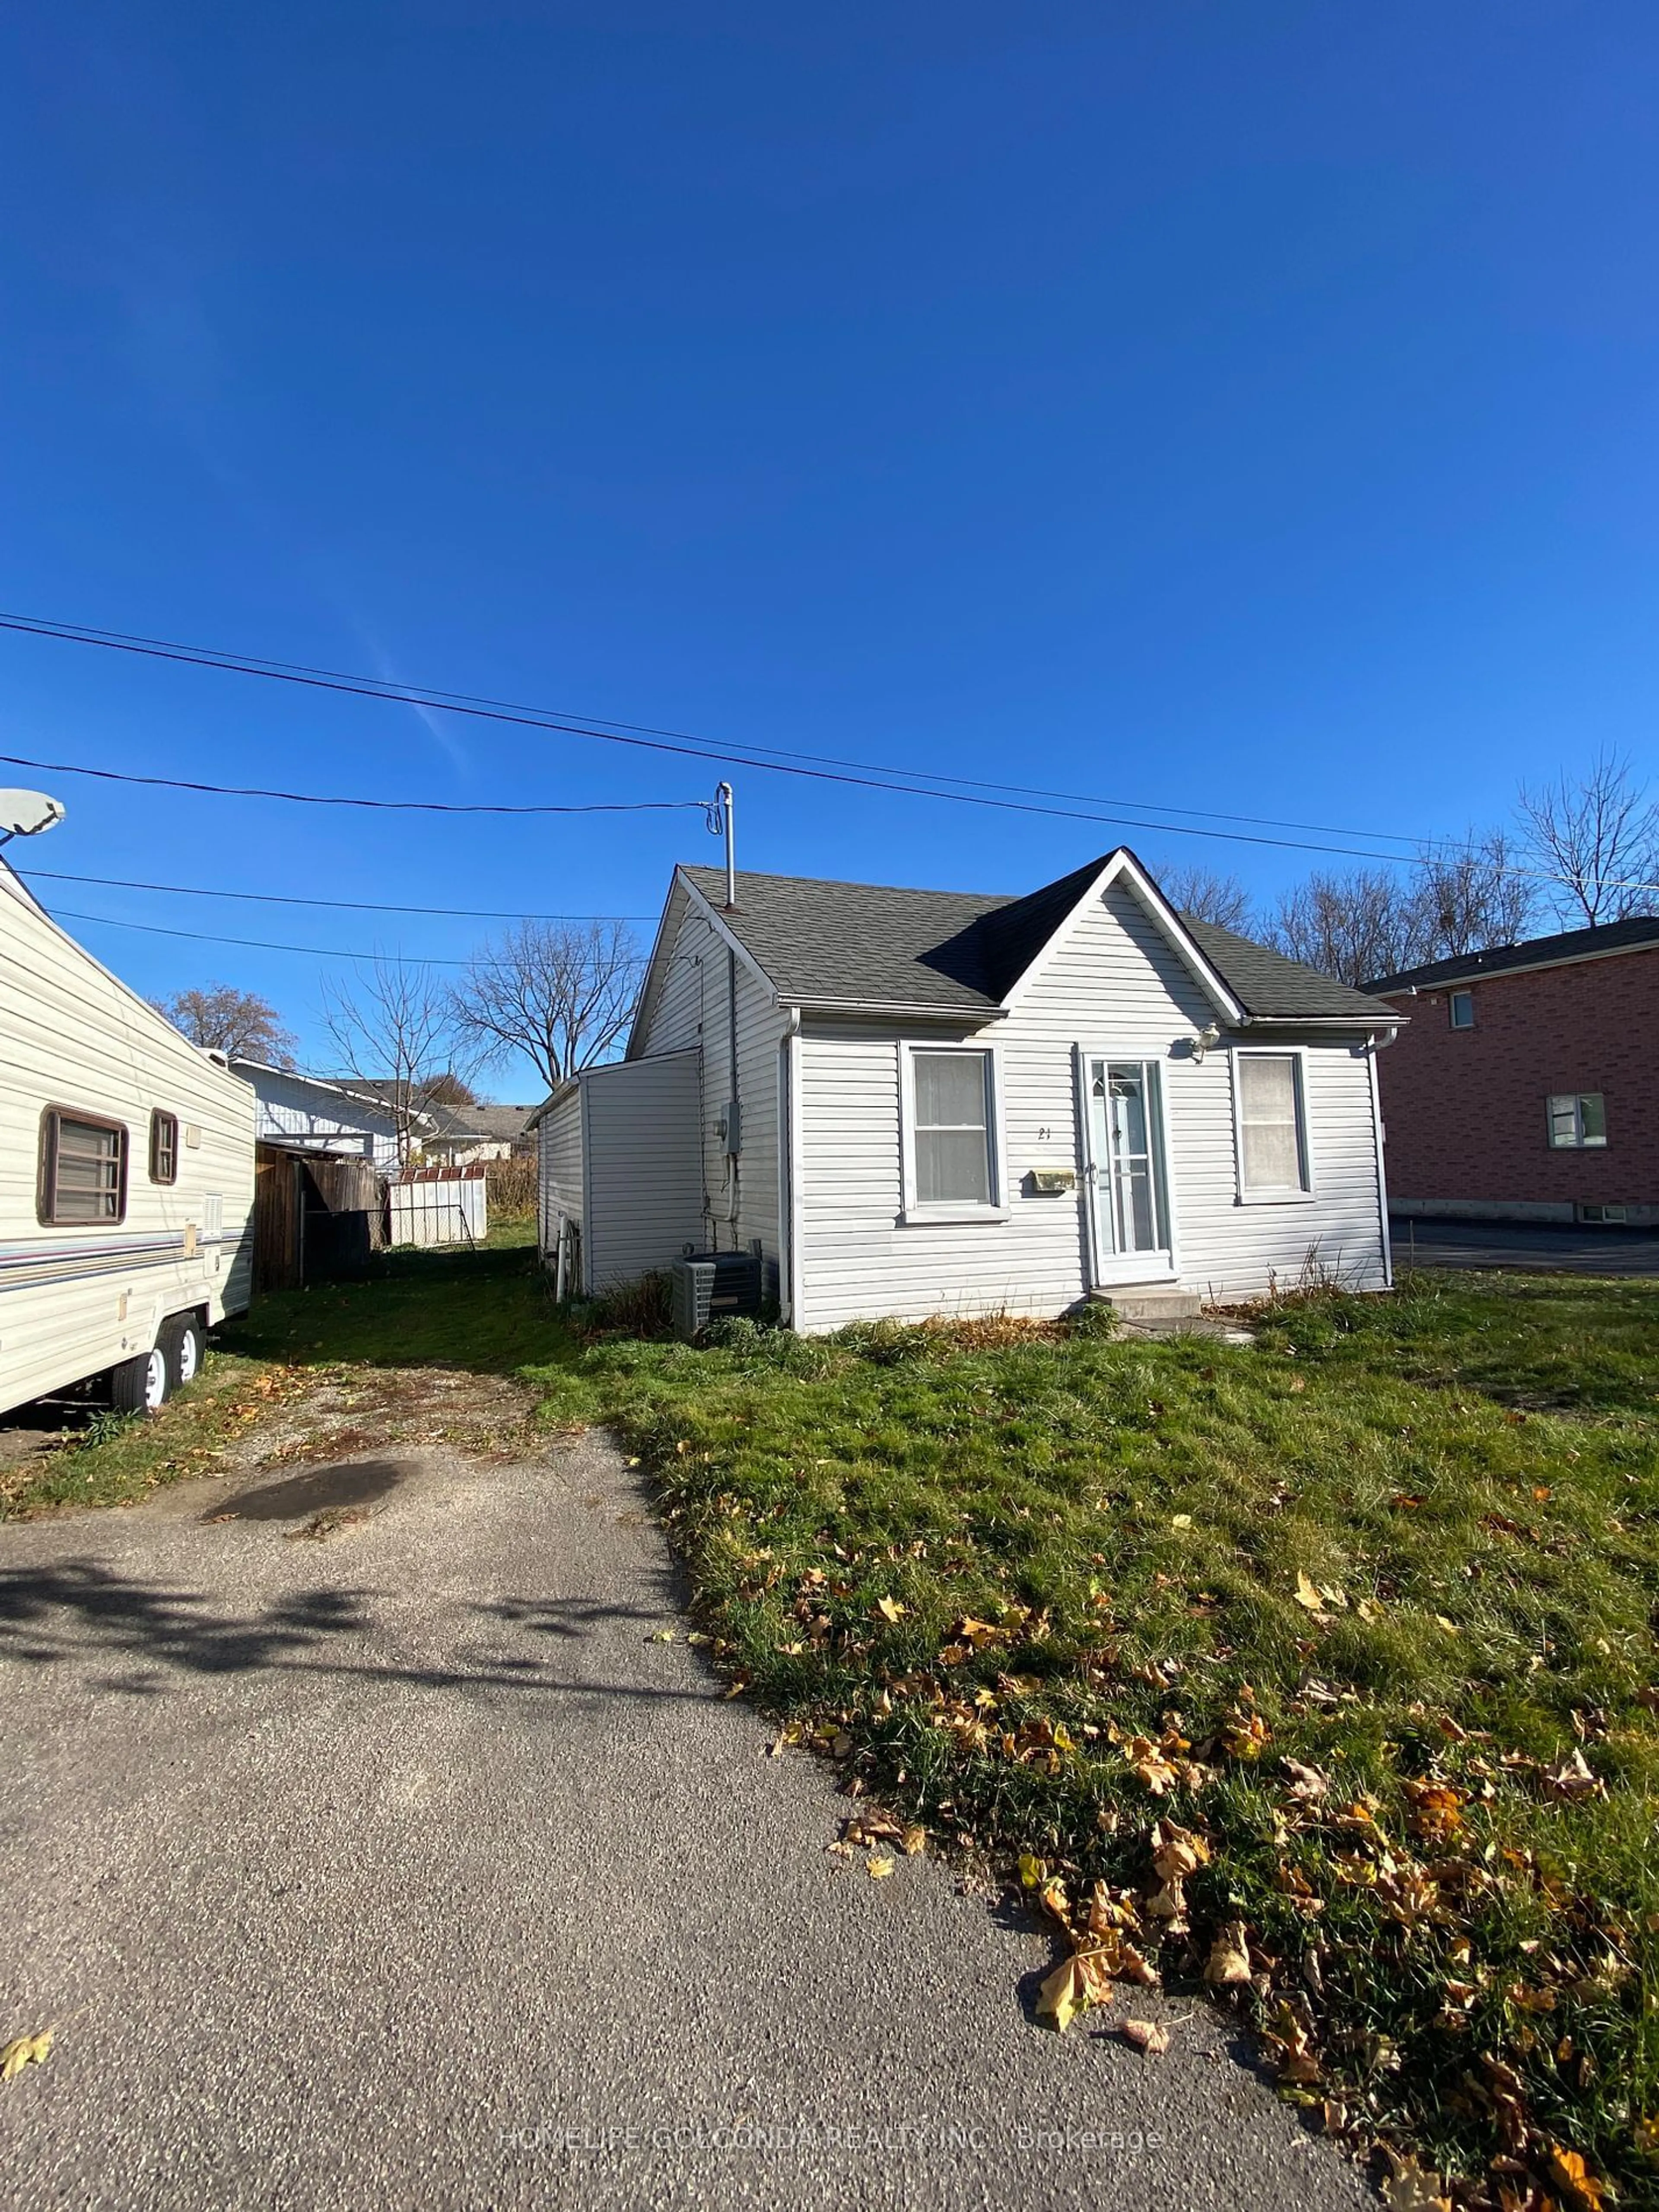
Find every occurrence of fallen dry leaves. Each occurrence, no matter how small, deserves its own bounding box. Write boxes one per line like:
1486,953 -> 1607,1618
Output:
0,2030 -> 51,2083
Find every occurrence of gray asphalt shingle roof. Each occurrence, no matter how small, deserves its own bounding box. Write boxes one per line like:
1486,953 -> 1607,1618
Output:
1364,914 -> 1659,995
677,858 -> 1399,1024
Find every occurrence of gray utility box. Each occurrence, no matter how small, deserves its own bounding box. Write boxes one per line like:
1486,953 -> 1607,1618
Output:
671,1248 -> 764,1341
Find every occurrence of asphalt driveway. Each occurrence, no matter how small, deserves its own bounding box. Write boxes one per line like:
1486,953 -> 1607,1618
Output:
0,1432 -> 1371,2212
1392,1214 -> 1659,1276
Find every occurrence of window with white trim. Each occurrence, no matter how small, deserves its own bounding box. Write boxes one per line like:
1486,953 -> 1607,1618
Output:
1235,1052 -> 1310,1198
1547,1093 -> 1606,1149
903,1047 -> 1000,1213
1449,989 -> 1474,1030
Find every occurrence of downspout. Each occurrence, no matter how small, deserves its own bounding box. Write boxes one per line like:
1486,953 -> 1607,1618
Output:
780,1003 -> 803,1328
725,946 -> 741,1234
1367,1027 -> 1399,1290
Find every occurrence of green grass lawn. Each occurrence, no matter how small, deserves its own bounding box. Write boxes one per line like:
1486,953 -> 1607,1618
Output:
8,1247 -> 1655,2206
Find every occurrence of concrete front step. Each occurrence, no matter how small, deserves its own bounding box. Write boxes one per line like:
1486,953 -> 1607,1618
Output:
1090,1286 -> 1202,1323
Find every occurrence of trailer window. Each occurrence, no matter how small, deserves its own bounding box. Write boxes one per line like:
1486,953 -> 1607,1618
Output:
40,1110 -> 128,1225
149,1110 -> 179,1185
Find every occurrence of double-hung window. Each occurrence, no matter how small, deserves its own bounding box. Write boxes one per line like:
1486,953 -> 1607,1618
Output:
1547,1093 -> 1606,1149
1234,1052 -> 1311,1200
902,1046 -> 1001,1217
39,1109 -> 128,1225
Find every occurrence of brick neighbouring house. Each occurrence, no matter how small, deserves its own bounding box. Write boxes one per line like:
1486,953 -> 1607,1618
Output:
1365,916 -> 1659,1228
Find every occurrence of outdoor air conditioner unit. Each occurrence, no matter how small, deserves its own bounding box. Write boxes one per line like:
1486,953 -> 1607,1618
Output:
671,1246 -> 765,1341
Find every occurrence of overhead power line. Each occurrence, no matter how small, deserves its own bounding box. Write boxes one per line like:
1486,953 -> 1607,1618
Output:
15,864 -> 654,924
0,746 -> 707,818
0,609 -> 1465,867
0,608 -> 1429,849
47,902 -> 649,969
5,610 -> 1656,897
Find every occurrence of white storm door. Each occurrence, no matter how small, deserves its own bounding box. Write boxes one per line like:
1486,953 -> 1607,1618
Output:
1085,1057 -> 1173,1283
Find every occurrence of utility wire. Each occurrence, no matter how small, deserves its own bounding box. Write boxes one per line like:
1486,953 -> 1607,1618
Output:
0,608 -> 1429,849
15,864 -> 655,924
0,611 -> 1478,866
6,610 -> 1656,895
47,902 -> 649,968
0,745 -> 706,817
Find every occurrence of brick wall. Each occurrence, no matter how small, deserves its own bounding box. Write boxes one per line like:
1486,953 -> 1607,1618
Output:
1375,946 -> 1659,1208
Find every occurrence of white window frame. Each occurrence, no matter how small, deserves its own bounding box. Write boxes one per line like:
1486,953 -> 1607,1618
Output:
1448,988 -> 1475,1030
898,1041 -> 1007,1224
1546,1092 -> 1607,1150
1230,1046 -> 1316,1205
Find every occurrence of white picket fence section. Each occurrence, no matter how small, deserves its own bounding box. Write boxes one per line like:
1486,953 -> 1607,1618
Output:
388,1172 -> 488,1249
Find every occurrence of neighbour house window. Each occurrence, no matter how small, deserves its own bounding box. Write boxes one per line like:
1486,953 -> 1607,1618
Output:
1449,989 -> 1475,1030
39,1109 -> 128,1225
149,1109 -> 179,1184
1235,1053 -> 1311,1199
905,1047 -> 999,1212
1547,1093 -> 1606,1149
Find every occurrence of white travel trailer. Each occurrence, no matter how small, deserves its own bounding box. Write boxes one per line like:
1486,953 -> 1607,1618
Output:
0,840 -> 257,1419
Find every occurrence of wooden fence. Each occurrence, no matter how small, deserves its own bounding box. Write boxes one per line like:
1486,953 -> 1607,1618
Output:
254,1145 -> 386,1293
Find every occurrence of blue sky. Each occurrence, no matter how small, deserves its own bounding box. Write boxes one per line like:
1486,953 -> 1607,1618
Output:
2,3 -> 1656,1092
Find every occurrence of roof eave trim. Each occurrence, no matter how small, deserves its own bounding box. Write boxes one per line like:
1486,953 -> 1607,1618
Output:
1238,1012 -> 1406,1030
788,995 -> 1008,1022
670,875 -> 787,998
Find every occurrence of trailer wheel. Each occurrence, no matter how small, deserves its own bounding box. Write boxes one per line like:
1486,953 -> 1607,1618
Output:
111,1343 -> 170,1417
162,1313 -> 205,1392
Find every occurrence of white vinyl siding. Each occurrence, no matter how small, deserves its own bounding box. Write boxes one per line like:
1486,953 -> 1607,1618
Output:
235,1066 -> 402,1172
578,1050 -> 705,1291
536,1086 -> 584,1261
794,881 -> 1387,1330
632,903 -> 786,1266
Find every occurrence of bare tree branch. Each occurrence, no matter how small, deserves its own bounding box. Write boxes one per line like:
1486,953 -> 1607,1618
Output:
1411,829 -> 1537,956
1155,863 -> 1253,932
1265,868 -> 1430,986
321,957 -> 469,1168
1516,750 -> 1659,925
447,921 -> 640,1094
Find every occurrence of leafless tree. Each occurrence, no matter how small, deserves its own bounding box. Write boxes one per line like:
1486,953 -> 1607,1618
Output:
1412,830 -> 1537,957
1516,750 -> 1659,925
1155,862 -> 1253,932
1265,868 -> 1430,986
321,957 -> 468,1167
155,983 -> 297,1066
448,920 -> 639,1094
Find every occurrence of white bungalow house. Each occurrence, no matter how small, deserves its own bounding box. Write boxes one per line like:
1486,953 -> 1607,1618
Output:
230,1062 -> 424,1174
533,849 -> 1405,1329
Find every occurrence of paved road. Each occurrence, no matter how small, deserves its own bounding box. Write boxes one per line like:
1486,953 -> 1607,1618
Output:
0,1436 -> 1370,2212
1392,1214 -> 1659,1277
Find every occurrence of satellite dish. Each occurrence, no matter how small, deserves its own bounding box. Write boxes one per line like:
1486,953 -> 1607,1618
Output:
0,789 -> 65,840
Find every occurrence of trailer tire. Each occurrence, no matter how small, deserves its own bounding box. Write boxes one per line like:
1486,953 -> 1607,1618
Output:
162,1313 -> 206,1393
110,1342 -> 170,1417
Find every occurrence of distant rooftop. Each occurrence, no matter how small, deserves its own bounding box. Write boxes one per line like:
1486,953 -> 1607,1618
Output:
1365,913 -> 1659,995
